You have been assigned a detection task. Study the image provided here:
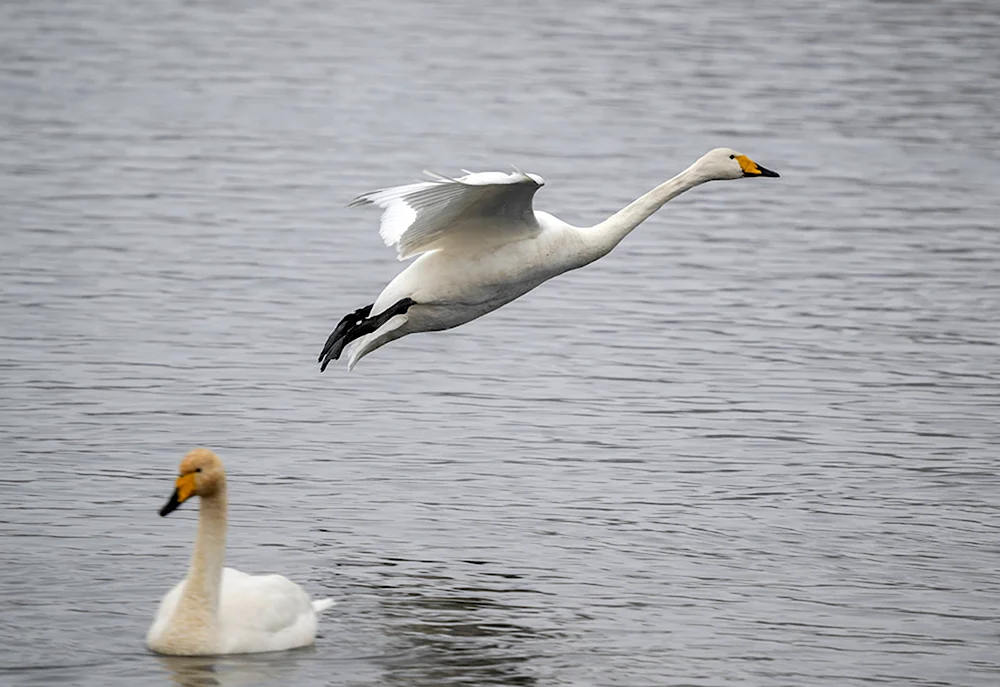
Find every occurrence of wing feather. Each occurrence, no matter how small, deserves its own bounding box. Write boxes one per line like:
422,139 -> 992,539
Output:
349,170 -> 545,260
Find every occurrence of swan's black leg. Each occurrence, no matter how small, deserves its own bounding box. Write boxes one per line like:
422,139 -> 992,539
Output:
318,298 -> 415,372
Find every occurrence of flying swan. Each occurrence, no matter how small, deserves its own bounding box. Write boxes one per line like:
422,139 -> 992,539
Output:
318,147 -> 779,371
147,448 -> 334,655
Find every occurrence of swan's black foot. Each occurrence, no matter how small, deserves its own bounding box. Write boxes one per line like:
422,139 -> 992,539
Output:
318,298 -> 416,372
318,304 -> 372,370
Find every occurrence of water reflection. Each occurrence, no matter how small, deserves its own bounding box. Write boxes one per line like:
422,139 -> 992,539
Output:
155,648 -> 313,687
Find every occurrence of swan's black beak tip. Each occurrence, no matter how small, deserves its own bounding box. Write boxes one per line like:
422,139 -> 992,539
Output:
159,488 -> 181,517
756,165 -> 780,178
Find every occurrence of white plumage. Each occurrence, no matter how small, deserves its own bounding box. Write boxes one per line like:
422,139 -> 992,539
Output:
146,448 -> 334,656
350,170 -> 547,260
318,148 -> 779,371
148,569 -> 334,655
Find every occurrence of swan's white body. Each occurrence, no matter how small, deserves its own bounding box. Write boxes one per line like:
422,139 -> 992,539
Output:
319,148 -> 778,371
362,210 -> 588,348
147,449 -> 334,656
147,568 -> 333,655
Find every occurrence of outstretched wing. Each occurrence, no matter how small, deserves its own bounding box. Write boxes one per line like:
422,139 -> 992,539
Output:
349,170 -> 546,260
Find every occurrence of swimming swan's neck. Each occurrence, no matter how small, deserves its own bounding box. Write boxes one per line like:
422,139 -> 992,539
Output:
177,487 -> 228,626
584,165 -> 708,260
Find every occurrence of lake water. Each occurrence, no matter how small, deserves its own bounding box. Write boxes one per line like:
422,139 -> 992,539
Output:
1,1 -> 998,685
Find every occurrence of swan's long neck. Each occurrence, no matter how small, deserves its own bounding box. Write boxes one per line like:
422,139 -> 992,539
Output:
583,164 -> 708,260
177,485 -> 227,626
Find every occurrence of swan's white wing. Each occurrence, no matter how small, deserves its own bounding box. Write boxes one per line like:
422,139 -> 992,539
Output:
349,170 -> 546,260
217,568 -> 321,653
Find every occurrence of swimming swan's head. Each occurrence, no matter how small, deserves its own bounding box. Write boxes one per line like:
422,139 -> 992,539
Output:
696,148 -> 780,181
159,448 -> 226,516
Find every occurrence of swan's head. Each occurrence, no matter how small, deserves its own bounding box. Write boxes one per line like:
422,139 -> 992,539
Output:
159,448 -> 226,516
696,148 -> 780,181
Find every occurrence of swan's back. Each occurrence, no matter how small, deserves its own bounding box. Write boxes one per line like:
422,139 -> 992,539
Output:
217,568 -> 324,653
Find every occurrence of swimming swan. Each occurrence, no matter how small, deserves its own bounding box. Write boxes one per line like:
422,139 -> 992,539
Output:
146,448 -> 333,655
318,147 -> 779,371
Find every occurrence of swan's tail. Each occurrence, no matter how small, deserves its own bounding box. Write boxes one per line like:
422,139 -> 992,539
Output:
312,598 -> 335,614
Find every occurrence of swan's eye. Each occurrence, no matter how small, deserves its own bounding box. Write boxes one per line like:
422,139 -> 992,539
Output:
195,468 -> 202,473
729,154 -> 735,159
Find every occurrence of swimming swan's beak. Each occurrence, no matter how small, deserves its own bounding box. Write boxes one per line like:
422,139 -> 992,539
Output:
159,473 -> 197,517
736,155 -> 780,178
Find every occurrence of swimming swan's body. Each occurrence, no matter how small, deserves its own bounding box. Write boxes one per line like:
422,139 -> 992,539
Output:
146,449 -> 333,656
318,147 -> 779,372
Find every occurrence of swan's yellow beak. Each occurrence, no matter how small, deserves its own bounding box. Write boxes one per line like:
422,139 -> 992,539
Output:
159,473 -> 197,517
736,155 -> 780,178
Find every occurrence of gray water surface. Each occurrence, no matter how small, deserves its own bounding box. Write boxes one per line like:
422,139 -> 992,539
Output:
2,1 -> 999,685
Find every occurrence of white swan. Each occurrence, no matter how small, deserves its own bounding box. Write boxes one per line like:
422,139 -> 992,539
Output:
318,147 -> 779,371
147,448 -> 334,656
